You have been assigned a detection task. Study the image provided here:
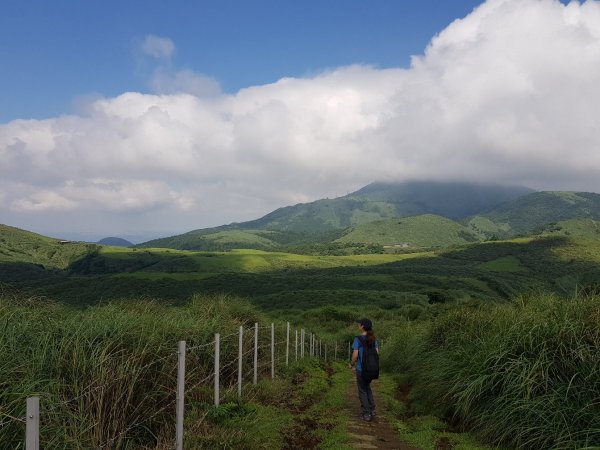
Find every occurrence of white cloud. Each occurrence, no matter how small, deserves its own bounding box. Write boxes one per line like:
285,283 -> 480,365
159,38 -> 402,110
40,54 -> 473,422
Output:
151,68 -> 222,97
141,35 -> 175,60
2,0 -> 600,234
11,190 -> 77,212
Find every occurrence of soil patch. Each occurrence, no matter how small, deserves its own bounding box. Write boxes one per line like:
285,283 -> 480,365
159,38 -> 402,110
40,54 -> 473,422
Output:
281,416 -> 323,450
344,375 -> 420,450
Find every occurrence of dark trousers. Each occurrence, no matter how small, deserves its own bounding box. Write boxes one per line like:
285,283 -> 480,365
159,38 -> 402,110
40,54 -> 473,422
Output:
356,372 -> 375,415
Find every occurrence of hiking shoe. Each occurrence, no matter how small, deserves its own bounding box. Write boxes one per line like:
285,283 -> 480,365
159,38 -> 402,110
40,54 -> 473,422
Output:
360,413 -> 372,422
370,411 -> 377,419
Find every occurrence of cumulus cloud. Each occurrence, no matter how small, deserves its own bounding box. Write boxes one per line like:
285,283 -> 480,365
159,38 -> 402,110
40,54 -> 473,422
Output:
2,0 -> 600,234
141,35 -> 175,60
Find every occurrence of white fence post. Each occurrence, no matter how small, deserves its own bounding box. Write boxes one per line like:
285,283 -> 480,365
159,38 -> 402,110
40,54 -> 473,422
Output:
271,323 -> 275,379
26,397 -> 39,450
238,326 -> 243,398
295,329 -> 298,361
285,322 -> 290,367
176,341 -> 186,450
214,333 -> 220,407
253,323 -> 258,385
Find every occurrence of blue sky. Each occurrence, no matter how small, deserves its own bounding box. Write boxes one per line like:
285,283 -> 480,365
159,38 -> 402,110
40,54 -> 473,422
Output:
1,0 -> 483,122
1,0 -> 597,241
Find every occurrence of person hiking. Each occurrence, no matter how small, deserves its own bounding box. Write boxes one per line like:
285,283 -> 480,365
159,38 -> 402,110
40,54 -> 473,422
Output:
348,318 -> 379,421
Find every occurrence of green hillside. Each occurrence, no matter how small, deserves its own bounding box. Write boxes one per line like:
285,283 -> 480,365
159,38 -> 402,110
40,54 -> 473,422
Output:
0,224 -> 94,269
477,191 -> 600,235
242,181 -> 531,232
141,227 -> 343,251
5,221 -> 600,309
336,214 -> 481,248
140,181 -> 531,249
540,218 -> 600,239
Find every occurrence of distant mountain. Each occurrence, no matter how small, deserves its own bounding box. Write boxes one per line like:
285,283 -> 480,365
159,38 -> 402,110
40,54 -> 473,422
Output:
97,237 -> 133,247
336,214 -> 481,248
140,181 -> 532,250
474,191 -> 600,236
239,181 -> 533,233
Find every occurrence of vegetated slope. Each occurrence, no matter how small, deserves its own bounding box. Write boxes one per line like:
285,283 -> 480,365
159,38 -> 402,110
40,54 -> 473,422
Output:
242,180 -> 532,232
97,237 -> 133,247
336,214 -> 481,248
140,227 -> 343,251
539,218 -> 600,239
0,224 -> 93,269
140,181 -> 532,249
475,191 -> 600,235
382,293 -> 600,449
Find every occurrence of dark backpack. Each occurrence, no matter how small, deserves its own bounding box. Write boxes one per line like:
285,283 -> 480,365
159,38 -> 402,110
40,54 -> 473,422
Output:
358,336 -> 379,382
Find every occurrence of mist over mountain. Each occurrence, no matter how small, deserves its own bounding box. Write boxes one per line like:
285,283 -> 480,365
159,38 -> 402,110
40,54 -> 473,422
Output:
140,181 -> 533,250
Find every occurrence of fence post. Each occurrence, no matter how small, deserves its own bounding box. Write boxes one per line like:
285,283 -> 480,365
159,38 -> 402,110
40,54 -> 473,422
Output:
285,322 -> 290,366
295,329 -> 298,361
26,396 -> 39,450
253,323 -> 258,385
215,333 -> 220,407
301,329 -> 304,358
335,341 -> 338,360
319,340 -> 322,358
176,341 -> 186,450
238,326 -> 243,398
271,323 -> 275,379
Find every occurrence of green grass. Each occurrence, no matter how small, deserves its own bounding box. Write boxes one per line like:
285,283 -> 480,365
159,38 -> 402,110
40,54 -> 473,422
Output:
381,293 -> 600,449
185,360 -> 354,449
0,293 -> 264,448
477,256 -> 526,272
0,224 -> 94,269
336,214 -> 481,248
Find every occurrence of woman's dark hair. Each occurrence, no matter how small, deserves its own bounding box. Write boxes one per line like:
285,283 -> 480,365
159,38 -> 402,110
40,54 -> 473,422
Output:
366,328 -> 376,346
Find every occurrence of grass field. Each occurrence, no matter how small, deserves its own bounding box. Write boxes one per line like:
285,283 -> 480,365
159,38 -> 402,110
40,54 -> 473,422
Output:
381,293 -> 600,449
4,229 -> 600,315
3,221 -> 600,448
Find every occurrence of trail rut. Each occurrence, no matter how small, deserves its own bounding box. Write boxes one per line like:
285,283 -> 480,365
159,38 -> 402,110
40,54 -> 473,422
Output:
344,375 -> 420,450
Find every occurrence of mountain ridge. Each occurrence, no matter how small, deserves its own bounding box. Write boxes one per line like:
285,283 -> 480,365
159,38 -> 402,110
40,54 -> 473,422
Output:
140,181 -> 533,250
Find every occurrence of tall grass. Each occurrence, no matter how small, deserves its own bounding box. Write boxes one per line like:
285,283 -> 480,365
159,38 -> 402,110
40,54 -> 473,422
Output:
0,293 -> 262,449
382,293 -> 600,449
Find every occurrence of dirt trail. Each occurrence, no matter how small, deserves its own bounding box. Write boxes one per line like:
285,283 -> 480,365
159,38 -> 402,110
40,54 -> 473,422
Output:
344,376 -> 420,450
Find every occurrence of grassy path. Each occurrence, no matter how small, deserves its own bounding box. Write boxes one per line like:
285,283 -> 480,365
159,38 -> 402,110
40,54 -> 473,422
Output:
344,375 -> 419,450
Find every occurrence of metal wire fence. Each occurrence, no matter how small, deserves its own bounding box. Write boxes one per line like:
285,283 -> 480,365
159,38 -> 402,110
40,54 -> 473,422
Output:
6,321 -> 350,450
